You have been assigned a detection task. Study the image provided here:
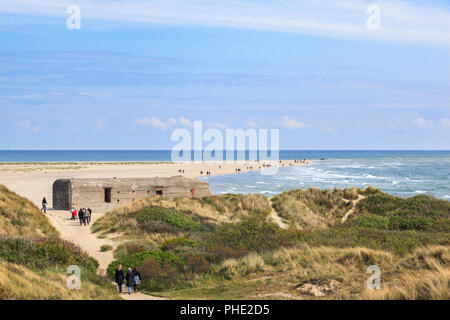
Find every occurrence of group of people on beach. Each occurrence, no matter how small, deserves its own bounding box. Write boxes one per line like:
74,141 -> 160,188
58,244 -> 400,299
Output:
115,265 -> 141,295
71,207 -> 93,226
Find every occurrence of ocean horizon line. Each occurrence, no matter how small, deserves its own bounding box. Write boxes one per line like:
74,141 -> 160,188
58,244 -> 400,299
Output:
1,149 -> 449,152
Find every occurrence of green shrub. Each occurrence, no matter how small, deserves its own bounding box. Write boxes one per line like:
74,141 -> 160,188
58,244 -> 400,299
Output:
301,227 -> 449,256
162,237 -> 197,251
100,244 -> 113,252
388,215 -> 435,231
107,250 -> 182,279
211,217 -> 296,252
356,215 -> 389,229
205,245 -> 247,264
136,207 -> 202,231
138,220 -> 180,234
0,237 -> 98,271
356,193 -> 450,220
139,257 -> 182,291
180,253 -> 211,274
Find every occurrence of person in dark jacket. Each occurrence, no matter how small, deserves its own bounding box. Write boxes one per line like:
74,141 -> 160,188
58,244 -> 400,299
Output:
126,267 -> 135,295
86,208 -> 92,224
41,197 -> 47,213
115,265 -> 124,293
133,267 -> 141,292
78,208 -> 85,226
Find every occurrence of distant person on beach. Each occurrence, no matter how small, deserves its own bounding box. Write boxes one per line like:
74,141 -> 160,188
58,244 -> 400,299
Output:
115,265 -> 124,293
133,267 -> 141,293
78,208 -> 85,226
41,197 -> 47,213
84,208 -> 92,225
71,208 -> 77,220
126,267 -> 135,295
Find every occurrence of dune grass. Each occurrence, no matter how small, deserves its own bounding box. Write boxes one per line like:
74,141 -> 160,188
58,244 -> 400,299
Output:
270,187 -> 357,229
92,193 -> 271,237
0,259 -> 119,300
0,185 -> 59,238
0,184 -> 119,300
157,245 -> 448,300
94,187 -> 449,299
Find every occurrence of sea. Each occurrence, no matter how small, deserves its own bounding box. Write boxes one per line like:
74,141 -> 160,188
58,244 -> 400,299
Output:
0,150 -> 449,200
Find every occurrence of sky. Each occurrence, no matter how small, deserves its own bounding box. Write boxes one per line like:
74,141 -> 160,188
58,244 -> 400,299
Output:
0,0 -> 449,150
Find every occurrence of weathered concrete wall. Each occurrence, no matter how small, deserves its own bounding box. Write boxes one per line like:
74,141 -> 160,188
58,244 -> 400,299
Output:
52,176 -> 211,210
53,179 -> 72,210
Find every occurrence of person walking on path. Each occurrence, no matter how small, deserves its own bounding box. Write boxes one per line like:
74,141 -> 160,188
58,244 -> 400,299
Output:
84,208 -> 91,225
115,265 -> 124,293
133,267 -> 141,293
71,208 -> 77,220
78,208 -> 85,226
87,208 -> 92,224
41,197 -> 47,213
126,267 -> 135,295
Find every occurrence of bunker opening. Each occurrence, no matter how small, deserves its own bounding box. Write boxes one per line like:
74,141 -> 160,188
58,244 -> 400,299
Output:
155,186 -> 163,195
104,188 -> 112,203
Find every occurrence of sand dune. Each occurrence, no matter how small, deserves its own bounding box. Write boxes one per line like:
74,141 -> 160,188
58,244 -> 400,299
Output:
0,160 -> 309,300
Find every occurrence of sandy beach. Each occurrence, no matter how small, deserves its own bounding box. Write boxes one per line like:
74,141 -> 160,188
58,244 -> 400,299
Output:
0,160 -> 310,207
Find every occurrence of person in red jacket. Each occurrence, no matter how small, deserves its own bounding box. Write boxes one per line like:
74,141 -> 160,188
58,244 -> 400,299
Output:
71,208 -> 77,220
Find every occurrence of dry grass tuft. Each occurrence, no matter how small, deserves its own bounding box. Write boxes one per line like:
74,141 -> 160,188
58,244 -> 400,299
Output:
210,244 -> 449,300
271,187 -> 357,229
93,194 -> 271,237
0,185 -> 58,238
0,259 -> 118,300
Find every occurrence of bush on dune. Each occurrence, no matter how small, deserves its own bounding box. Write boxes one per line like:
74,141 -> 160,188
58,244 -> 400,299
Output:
300,226 -> 448,256
0,237 -> 98,271
211,217 -> 296,253
136,207 -> 202,231
107,250 -> 182,279
93,193 -> 271,236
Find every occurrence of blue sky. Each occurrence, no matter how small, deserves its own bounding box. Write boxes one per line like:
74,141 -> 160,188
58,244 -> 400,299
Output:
0,0 -> 449,150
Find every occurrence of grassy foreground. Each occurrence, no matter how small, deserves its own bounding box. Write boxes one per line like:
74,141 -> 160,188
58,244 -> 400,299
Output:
93,187 -> 449,300
0,185 -> 119,300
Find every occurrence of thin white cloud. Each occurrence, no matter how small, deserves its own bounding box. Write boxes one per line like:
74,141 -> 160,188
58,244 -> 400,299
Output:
136,117 -> 168,130
206,121 -> 228,129
282,116 -> 305,129
411,117 -> 434,129
97,118 -> 106,130
440,118 -> 450,127
178,116 -> 193,127
136,116 -> 195,129
1,0 -> 450,45
32,126 -> 42,134
245,120 -> 258,128
18,120 -> 42,134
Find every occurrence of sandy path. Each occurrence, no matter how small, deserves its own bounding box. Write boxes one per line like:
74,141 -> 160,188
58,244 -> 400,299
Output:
341,194 -> 365,223
45,208 -> 165,300
45,209 -> 115,272
269,197 -> 289,229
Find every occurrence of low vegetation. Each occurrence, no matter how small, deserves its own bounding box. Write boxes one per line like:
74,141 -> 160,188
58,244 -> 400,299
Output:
0,184 -> 119,300
271,187 -> 356,229
0,185 -> 59,238
96,186 -> 449,300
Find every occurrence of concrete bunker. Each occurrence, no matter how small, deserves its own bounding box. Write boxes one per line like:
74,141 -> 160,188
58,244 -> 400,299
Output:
52,176 -> 211,210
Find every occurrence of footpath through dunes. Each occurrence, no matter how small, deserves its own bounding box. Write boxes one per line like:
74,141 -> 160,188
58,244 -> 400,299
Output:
0,185 -> 118,299
269,197 -> 289,229
44,209 -> 165,300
